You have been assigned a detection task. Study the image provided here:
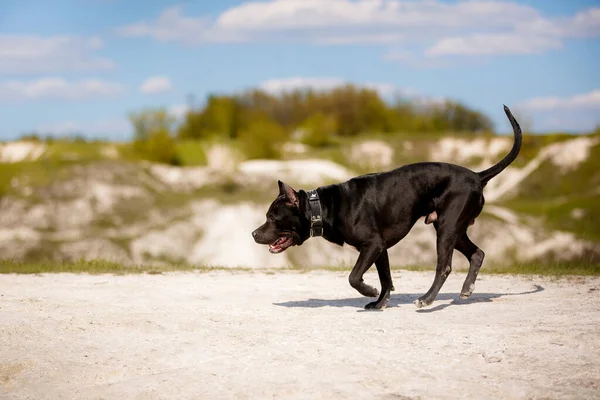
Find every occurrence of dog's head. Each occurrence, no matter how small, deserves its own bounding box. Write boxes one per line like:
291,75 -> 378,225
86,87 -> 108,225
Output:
252,180 -> 310,254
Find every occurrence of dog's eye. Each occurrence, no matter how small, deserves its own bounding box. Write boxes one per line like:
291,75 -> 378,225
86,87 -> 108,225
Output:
268,216 -> 275,222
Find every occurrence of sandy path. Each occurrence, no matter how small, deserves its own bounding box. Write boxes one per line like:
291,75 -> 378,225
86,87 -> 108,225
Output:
1,270 -> 599,399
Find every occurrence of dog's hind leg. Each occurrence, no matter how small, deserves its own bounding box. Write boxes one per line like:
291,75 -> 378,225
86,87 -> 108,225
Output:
414,234 -> 455,309
348,240 -> 385,299
415,196 -> 476,309
365,250 -> 393,310
455,233 -> 485,299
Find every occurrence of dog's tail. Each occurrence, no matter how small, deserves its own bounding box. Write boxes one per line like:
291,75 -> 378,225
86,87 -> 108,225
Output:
477,105 -> 522,185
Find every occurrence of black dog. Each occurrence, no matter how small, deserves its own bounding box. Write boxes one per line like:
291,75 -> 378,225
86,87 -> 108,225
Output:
252,105 -> 522,310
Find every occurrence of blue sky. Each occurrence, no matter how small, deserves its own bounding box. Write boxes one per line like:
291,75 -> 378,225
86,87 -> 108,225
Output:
1,0 -> 599,140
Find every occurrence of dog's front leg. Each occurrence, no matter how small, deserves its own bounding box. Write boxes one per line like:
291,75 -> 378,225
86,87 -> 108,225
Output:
365,250 -> 393,310
348,241 -> 385,299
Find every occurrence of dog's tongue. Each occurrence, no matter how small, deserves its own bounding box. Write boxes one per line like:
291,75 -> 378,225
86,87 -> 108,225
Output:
269,244 -> 283,254
269,237 -> 290,253
269,245 -> 280,254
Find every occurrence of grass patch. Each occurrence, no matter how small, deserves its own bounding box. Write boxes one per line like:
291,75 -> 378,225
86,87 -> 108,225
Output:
175,140 -> 208,166
289,260 -> 600,277
0,260 -> 251,275
1,260 -> 598,276
44,140 -> 110,161
0,139 -> 135,196
483,262 -> 600,276
503,196 -> 600,241
0,159 -> 81,196
500,144 -> 600,241
398,262 -> 600,276
509,145 -> 600,200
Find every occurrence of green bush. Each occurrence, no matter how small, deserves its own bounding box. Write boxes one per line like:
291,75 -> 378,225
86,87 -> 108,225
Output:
178,95 -> 243,140
129,108 -> 175,141
300,112 -> 337,148
175,140 -> 208,166
239,118 -> 288,160
129,108 -> 181,165
134,130 -> 180,165
168,84 -> 495,144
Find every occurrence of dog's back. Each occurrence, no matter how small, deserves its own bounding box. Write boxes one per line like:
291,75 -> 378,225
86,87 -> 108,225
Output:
334,162 -> 483,245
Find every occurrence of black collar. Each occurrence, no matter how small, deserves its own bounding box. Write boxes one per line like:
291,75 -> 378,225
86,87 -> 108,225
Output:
307,190 -> 323,237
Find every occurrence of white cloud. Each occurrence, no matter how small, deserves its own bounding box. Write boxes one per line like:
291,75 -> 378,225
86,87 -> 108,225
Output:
116,6 -> 218,45
422,7 -> 599,57
427,33 -> 562,56
425,8 -> 599,57
0,35 -> 114,74
0,78 -> 124,101
518,90 -> 600,132
116,2 -> 600,61
519,7 -> 600,38
117,1 -> 537,45
521,90 -> 600,111
139,76 -> 172,94
566,7 -> 600,37
216,0 -> 536,32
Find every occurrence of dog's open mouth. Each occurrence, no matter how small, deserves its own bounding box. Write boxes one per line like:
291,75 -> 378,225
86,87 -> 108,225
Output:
269,236 -> 294,254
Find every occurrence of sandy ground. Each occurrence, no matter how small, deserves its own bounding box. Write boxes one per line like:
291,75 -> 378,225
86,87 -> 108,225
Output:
1,270 -> 600,400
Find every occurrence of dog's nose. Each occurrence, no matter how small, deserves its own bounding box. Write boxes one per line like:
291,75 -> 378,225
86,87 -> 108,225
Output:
252,230 -> 258,238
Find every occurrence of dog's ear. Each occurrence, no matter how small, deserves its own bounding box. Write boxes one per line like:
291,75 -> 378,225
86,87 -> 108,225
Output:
278,180 -> 299,207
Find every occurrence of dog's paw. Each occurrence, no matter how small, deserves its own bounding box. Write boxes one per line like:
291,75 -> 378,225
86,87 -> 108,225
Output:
460,284 -> 475,299
364,300 -> 387,311
414,298 -> 432,309
361,286 -> 379,298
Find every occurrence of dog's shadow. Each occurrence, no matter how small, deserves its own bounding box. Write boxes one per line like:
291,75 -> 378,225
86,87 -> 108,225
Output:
273,285 -> 545,313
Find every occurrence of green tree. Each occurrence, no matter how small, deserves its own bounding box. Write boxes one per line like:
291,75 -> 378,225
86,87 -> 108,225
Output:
300,112 -> 337,148
430,100 -> 494,133
178,95 -> 245,139
158,84 -> 498,150
129,108 -> 180,165
239,115 -> 288,160
129,108 -> 175,141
